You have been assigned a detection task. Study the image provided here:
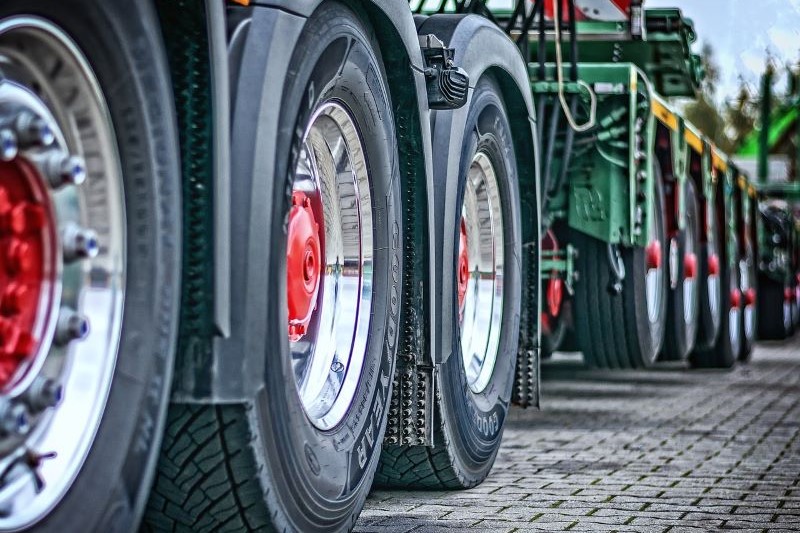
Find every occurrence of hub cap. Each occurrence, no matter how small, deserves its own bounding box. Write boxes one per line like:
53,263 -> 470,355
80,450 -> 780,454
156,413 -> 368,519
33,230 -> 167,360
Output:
0,18 -> 125,527
683,207 -> 699,327
459,152 -> 504,395
645,199 -> 664,325
728,259 -> 741,349
739,255 -> 755,342
288,102 -> 372,431
706,204 -> 721,330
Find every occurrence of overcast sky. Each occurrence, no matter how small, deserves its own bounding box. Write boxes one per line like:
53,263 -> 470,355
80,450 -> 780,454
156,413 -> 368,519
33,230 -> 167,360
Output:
647,0 -> 800,103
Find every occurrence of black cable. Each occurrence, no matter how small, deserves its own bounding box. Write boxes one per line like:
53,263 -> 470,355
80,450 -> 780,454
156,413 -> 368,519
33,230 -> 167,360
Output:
567,0 -> 579,81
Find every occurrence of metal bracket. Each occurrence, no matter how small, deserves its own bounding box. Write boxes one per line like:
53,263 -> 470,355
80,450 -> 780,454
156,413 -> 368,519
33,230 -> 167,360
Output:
419,34 -> 469,110
541,243 -> 578,295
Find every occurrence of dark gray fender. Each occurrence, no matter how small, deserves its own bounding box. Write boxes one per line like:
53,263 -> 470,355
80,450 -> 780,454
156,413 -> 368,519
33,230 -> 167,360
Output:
417,15 -> 541,375
172,1 -> 436,402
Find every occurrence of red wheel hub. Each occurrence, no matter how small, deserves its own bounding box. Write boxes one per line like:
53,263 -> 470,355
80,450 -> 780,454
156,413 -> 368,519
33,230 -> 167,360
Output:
684,253 -> 697,280
287,191 -> 322,342
707,254 -> 720,276
645,240 -> 662,270
547,277 -> 564,319
744,288 -> 756,307
457,219 -> 469,316
0,160 -> 54,388
730,288 -> 741,309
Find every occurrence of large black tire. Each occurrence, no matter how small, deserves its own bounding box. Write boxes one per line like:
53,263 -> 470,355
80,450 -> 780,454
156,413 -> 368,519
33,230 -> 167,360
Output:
573,173 -> 668,369
691,218 -> 740,368
376,75 -> 521,489
663,179 -> 701,361
0,2 -> 182,531
757,274 -> 791,340
739,240 -> 757,361
144,4 -> 402,531
542,301 -> 570,359
695,187 -> 722,351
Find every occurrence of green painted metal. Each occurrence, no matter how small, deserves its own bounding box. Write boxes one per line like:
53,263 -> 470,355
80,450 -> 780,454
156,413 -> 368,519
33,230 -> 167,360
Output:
538,9 -> 702,98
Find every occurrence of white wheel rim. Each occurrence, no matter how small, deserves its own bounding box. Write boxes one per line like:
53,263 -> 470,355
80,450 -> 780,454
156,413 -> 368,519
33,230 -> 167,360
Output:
288,101 -> 373,431
0,18 -> 126,527
459,152 -> 504,395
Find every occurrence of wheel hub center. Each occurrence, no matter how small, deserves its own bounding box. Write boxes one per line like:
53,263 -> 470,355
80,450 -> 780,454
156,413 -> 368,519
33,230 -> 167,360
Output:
646,240 -> 662,270
684,252 -> 697,280
287,191 -> 322,341
0,159 -> 56,389
457,219 -> 469,316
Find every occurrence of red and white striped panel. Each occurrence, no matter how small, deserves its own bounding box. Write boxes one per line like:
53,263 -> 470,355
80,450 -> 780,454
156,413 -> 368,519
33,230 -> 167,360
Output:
543,0 -> 632,22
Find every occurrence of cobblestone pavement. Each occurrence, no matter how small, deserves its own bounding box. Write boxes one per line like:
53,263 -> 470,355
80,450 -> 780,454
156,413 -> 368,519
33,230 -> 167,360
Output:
356,337 -> 800,532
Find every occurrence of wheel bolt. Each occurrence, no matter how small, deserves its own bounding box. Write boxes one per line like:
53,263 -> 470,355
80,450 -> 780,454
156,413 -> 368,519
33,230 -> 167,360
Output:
13,112 -> 55,149
41,152 -> 86,189
0,400 -> 29,436
55,307 -> 89,346
0,128 -> 18,161
62,223 -> 99,263
22,377 -> 64,412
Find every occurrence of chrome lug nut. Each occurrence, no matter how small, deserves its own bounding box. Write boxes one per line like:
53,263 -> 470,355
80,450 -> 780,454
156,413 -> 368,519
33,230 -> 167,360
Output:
62,223 -> 99,262
13,111 -> 55,148
22,377 -> 64,412
0,400 -> 30,436
41,151 -> 86,189
55,307 -> 89,346
0,128 -> 18,161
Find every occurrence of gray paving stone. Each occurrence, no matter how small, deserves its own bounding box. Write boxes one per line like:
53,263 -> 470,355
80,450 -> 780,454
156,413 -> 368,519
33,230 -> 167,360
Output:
357,338 -> 800,531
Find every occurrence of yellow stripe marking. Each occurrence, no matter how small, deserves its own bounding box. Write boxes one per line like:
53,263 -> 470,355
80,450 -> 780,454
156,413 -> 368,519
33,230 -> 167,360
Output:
652,99 -> 678,132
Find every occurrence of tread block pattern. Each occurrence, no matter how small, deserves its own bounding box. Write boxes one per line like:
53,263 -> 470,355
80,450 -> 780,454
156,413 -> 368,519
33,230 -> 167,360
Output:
143,404 -> 274,533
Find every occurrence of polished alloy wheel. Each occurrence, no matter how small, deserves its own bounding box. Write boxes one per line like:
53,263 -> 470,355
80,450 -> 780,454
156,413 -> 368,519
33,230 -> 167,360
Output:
740,257 -> 755,342
459,152 -> 504,395
645,196 -> 664,326
0,18 -> 125,527
728,265 -> 741,349
288,101 -> 373,431
683,207 -> 699,327
706,202 -> 721,328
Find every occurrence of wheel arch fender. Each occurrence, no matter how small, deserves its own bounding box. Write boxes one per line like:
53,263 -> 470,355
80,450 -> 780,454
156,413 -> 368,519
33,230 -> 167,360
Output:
173,1 -> 436,403
416,14 -> 541,376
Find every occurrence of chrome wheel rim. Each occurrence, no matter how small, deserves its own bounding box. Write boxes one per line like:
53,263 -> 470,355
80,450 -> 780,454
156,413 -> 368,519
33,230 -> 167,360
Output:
459,151 -> 504,395
740,257 -> 755,342
683,204 -> 698,326
0,18 -> 126,527
645,195 -> 664,325
706,202 -> 721,329
728,258 -> 741,349
288,101 -> 373,431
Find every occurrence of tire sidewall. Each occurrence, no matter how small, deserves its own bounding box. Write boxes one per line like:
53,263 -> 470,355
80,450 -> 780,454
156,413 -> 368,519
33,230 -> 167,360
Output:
441,75 -> 521,473
626,170 -> 667,364
0,2 -> 181,530
256,3 -> 401,529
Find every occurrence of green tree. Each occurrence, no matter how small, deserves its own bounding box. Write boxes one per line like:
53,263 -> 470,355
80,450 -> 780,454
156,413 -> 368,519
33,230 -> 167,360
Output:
723,80 -> 757,151
683,42 -> 733,151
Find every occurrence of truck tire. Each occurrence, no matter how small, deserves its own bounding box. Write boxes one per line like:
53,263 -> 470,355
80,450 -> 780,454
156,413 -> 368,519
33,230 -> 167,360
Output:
756,274 -> 791,340
694,188 -> 722,351
691,227 -> 740,368
663,180 -> 700,360
144,3 -> 402,531
377,75 -> 521,489
739,240 -> 756,360
573,171 -> 668,369
0,3 -> 181,531
542,301 -> 570,359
